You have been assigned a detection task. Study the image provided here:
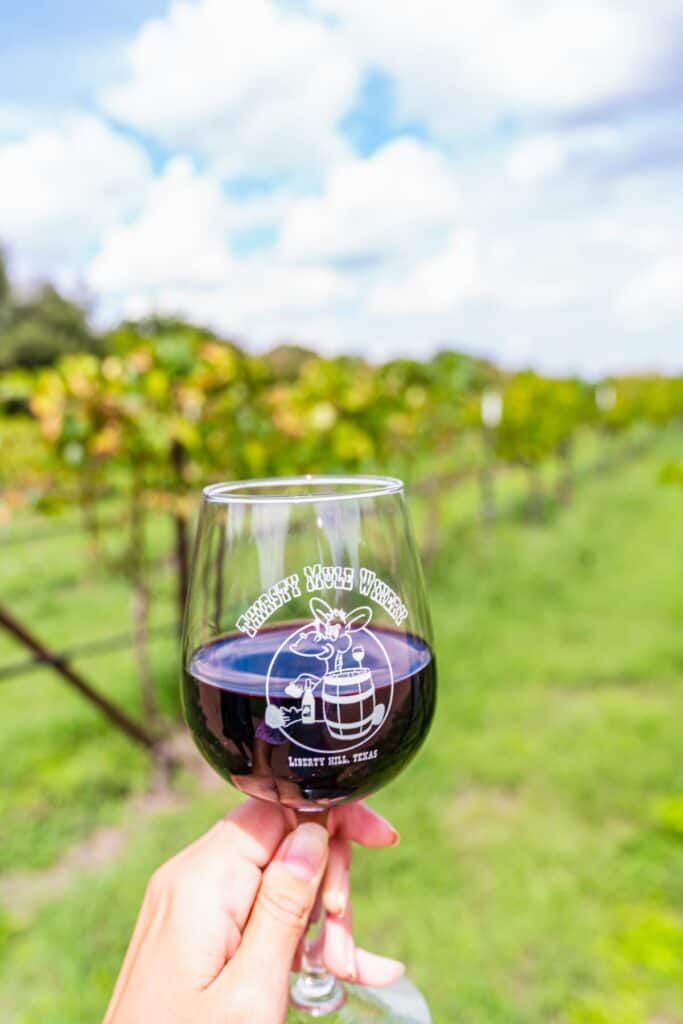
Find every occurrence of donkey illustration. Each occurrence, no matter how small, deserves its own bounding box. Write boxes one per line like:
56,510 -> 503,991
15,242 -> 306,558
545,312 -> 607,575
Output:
264,597 -> 385,734
289,597 -> 372,671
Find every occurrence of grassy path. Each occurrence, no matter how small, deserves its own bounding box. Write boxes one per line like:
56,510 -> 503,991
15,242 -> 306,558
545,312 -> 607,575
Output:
0,431 -> 681,1022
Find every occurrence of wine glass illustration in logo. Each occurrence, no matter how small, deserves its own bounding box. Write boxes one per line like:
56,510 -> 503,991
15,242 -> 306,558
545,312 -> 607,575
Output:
264,597 -> 394,754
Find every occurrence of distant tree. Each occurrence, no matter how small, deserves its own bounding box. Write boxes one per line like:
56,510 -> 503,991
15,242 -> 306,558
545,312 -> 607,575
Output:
124,314 -> 217,342
265,343 -> 317,381
0,251 -> 102,368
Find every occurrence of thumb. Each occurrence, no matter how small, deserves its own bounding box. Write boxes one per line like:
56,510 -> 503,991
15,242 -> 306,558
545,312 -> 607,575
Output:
216,823 -> 329,1019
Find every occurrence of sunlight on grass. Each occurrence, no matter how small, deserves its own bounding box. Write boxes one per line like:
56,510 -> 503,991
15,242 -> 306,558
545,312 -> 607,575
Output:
0,432 -> 681,1023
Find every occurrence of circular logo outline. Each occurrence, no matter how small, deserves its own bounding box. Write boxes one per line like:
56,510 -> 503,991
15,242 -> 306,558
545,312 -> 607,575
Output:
265,623 -> 395,754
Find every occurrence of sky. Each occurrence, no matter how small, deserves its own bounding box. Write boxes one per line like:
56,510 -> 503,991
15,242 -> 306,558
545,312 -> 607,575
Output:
1,0 -> 682,376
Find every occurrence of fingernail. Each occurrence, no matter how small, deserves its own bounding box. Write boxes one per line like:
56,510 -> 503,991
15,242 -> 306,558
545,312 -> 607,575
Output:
380,818 -> 400,846
371,808 -> 400,845
326,890 -> 346,917
278,824 -> 328,882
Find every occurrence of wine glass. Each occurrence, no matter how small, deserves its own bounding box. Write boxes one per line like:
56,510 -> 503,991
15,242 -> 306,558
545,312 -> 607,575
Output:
182,475 -> 437,1022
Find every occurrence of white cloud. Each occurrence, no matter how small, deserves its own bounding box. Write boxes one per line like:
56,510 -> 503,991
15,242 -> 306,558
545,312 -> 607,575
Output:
88,158 -> 234,293
84,138 -> 680,374
177,264 -> 348,317
102,0 -> 358,180
369,230 -> 481,314
0,104 -> 51,143
505,116 -> 683,189
369,227 -> 582,316
506,135 -> 569,184
113,263 -> 355,339
279,138 -> 460,263
0,115 -> 151,274
615,259 -> 683,330
89,157 -> 353,331
315,0 -> 674,136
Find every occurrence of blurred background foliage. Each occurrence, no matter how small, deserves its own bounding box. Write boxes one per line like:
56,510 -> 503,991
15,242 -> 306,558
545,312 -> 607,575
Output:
1,237 -> 680,529
0,251 -> 682,1024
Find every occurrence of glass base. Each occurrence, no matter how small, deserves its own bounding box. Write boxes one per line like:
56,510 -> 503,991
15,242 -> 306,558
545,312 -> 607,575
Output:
289,975 -> 431,1023
290,967 -> 347,1016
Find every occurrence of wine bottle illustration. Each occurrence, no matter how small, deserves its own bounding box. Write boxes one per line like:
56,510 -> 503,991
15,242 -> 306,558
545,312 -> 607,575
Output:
301,682 -> 316,724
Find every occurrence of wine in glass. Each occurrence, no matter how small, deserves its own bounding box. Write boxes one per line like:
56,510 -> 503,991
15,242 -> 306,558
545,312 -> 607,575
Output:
182,475 -> 437,1022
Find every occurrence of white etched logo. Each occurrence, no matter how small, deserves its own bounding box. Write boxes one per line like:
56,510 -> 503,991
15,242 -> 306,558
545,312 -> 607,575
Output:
263,597 -> 394,754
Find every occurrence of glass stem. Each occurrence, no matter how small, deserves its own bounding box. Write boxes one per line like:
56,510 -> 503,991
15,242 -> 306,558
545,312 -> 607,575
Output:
289,809 -> 347,1015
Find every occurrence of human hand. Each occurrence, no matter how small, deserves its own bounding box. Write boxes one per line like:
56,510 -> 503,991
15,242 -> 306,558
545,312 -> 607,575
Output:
104,800 -> 403,1024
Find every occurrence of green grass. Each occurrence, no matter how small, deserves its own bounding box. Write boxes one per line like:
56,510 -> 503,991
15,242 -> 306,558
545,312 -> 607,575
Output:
0,431 -> 682,1023
0,503 -> 179,872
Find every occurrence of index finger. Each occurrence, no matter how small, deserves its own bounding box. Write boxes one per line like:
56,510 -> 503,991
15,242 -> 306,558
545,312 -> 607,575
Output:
220,799 -> 290,866
185,798 -> 289,873
168,800 -> 291,966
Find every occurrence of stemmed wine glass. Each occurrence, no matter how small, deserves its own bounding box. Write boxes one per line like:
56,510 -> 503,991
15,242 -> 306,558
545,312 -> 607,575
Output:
181,475 -> 437,1022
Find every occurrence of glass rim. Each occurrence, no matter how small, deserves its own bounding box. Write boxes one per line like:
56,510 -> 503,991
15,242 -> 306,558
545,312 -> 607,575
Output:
202,474 -> 405,505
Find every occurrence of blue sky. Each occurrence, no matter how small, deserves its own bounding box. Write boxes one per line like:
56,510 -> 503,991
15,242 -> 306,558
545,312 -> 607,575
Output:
0,2 -> 167,104
1,0 -> 682,375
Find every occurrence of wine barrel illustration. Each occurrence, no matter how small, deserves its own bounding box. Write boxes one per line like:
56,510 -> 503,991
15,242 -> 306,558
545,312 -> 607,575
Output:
322,667 -> 376,741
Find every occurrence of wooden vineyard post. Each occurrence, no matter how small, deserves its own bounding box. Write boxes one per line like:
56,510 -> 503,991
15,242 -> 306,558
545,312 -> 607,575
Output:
171,440 -> 191,635
480,390 -> 503,524
0,604 -> 158,752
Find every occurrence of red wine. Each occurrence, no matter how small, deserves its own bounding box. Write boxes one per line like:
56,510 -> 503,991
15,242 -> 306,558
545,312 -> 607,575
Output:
183,623 -> 436,810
